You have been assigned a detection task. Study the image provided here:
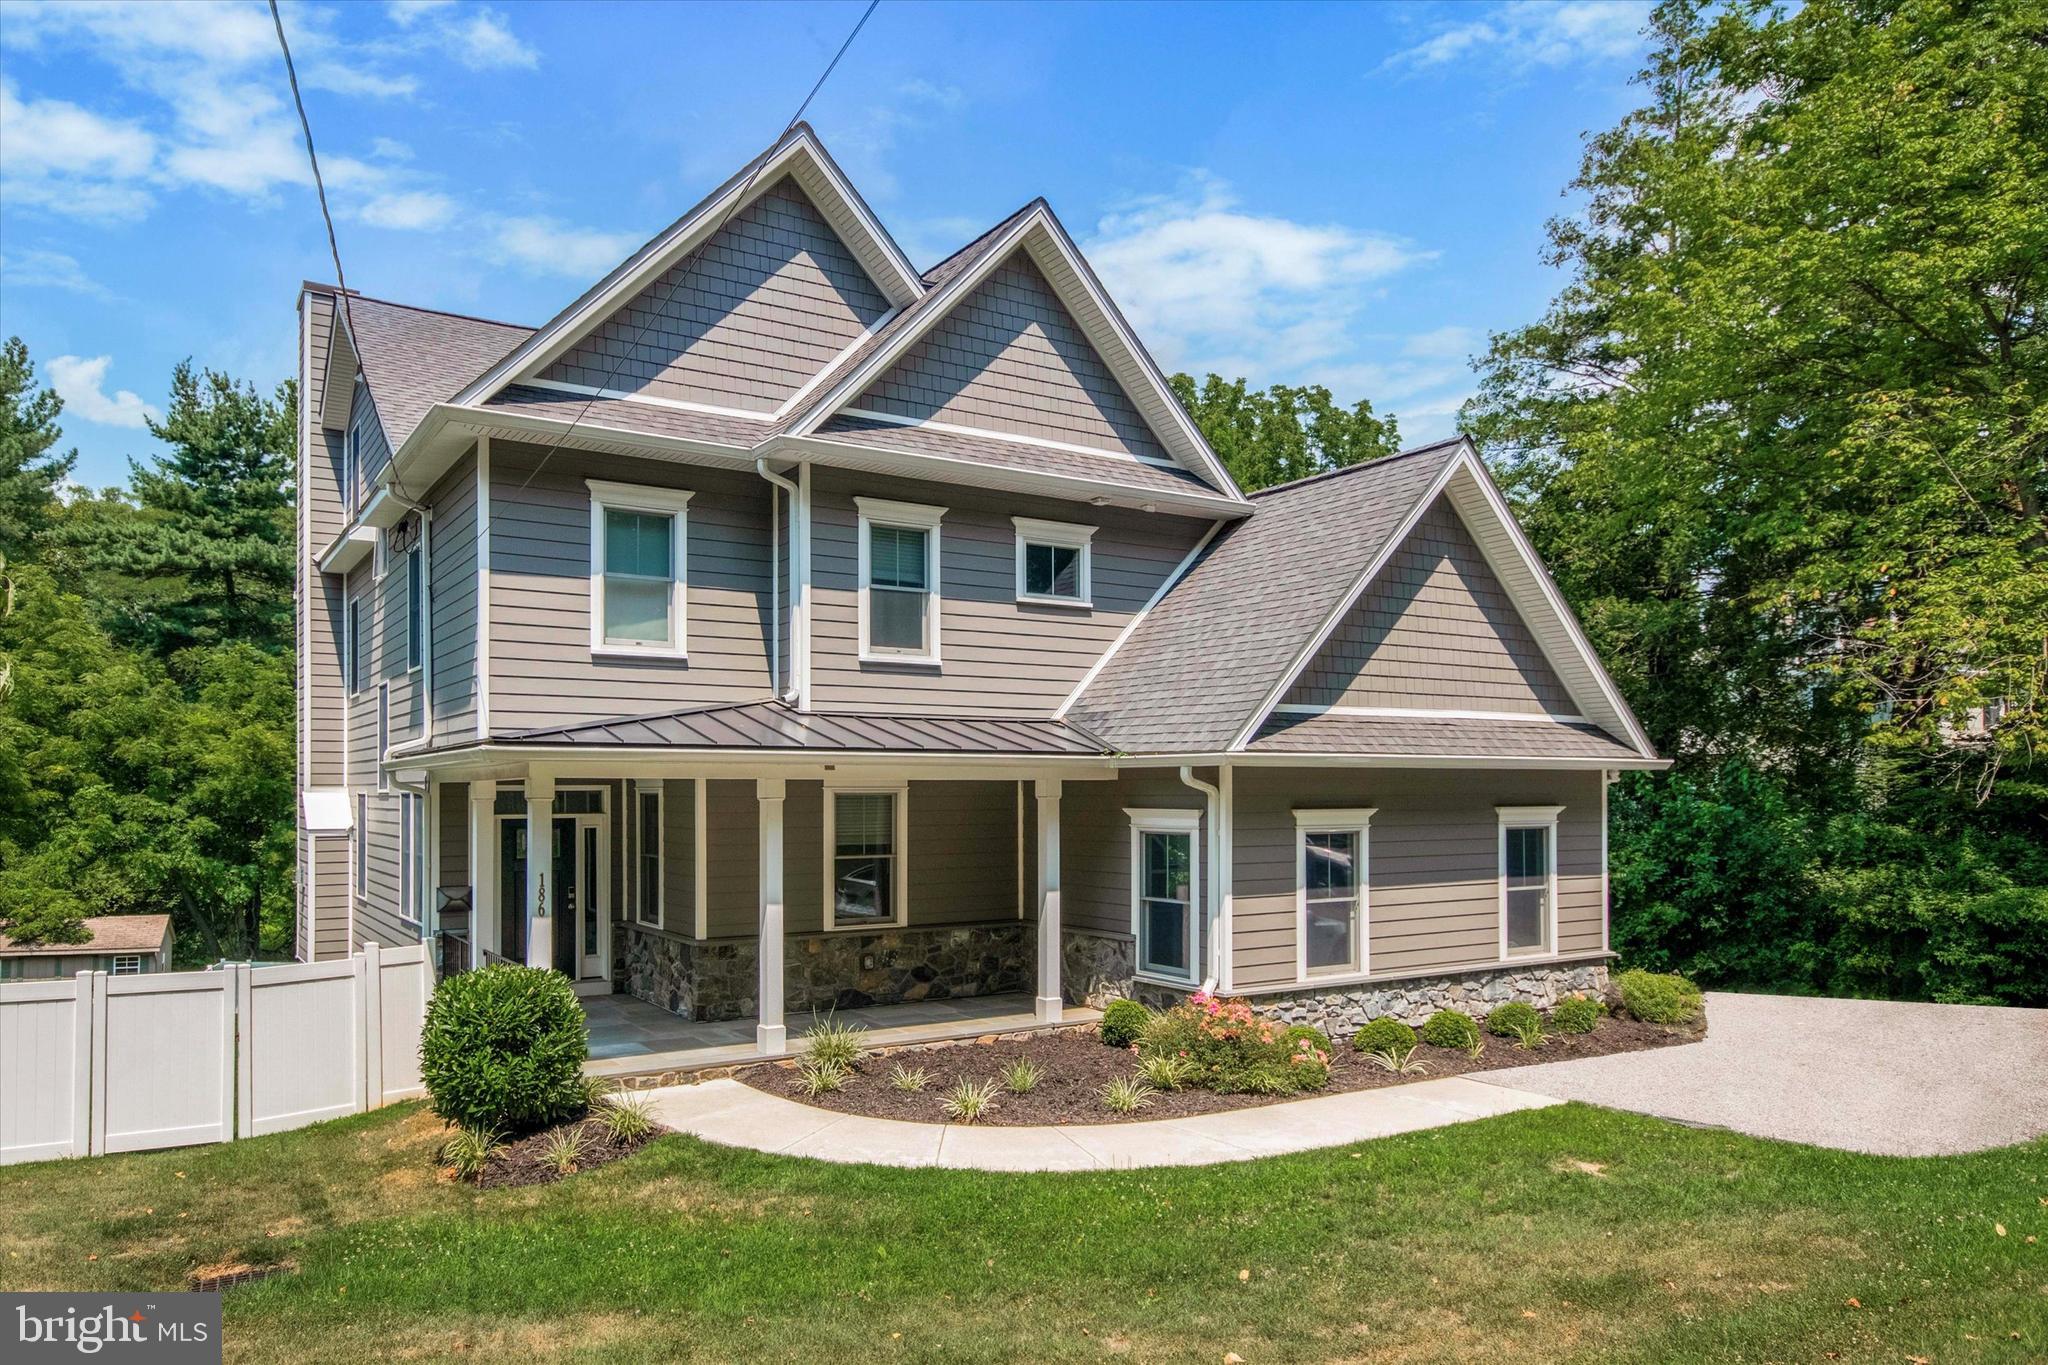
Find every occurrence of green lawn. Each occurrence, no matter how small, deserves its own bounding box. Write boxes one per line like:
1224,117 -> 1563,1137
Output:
2,1101 -> 2042,1363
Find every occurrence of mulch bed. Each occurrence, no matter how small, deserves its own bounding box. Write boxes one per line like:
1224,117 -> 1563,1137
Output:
466,1116 -> 665,1190
738,1011 -> 1705,1126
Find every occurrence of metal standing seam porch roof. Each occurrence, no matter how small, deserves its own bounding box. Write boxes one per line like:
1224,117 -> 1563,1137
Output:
494,700 -> 1111,756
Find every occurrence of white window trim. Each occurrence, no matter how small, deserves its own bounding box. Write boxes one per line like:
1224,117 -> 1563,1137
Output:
1497,804 -> 1564,960
822,781 -> 909,931
1126,806 -> 1202,984
587,479 -> 694,660
404,541 -> 424,675
856,496 -> 945,666
110,955 -> 143,976
634,781 -> 664,929
344,596 -> 363,696
1011,516 -> 1096,608
1293,807 -> 1376,982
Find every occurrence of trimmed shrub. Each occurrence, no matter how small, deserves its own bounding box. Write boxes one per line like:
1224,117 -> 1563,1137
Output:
1484,1000 -> 1541,1038
1419,1009 -> 1481,1050
421,965 -> 588,1135
1351,1017 -> 1417,1054
1099,998 -> 1151,1048
1137,992 -> 1330,1094
1552,994 -> 1605,1034
1616,969 -> 1704,1024
1283,1023 -> 1334,1056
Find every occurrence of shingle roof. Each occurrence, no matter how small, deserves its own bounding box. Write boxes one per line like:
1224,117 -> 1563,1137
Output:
0,914 -> 172,955
343,296 -> 532,453
1247,712 -> 1641,761
1066,440 -> 1467,753
482,383 -> 769,449
810,413 -> 1219,497
500,700 -> 1107,755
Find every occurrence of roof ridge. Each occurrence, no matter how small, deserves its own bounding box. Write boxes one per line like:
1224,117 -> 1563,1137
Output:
918,199 -> 1043,282
1247,437 -> 1467,500
347,292 -> 536,334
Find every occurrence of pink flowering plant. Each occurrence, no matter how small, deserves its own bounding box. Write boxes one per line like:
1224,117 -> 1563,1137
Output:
1134,991 -> 1332,1094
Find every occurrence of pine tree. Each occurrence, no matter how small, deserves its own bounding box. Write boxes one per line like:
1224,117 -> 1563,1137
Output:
0,337 -> 77,563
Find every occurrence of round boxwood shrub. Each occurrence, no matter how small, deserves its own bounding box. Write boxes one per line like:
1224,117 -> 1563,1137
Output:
1351,1017 -> 1416,1054
1552,994 -> 1605,1034
1099,997 -> 1152,1048
421,965 -> 589,1134
1616,969 -> 1704,1024
1419,1008 -> 1481,1050
1484,1000 -> 1541,1038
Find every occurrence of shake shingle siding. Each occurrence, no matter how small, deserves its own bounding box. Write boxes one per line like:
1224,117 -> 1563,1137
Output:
1284,498 -> 1576,716
1069,442 -> 1463,753
807,466 -> 1210,716
427,453 -> 479,741
849,250 -> 1169,461
541,176 -> 891,414
1230,768 -> 1604,989
486,442 -> 774,732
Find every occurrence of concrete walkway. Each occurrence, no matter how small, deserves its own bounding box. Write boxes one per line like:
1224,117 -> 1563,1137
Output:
639,1075 -> 1561,1171
1478,991 -> 2048,1156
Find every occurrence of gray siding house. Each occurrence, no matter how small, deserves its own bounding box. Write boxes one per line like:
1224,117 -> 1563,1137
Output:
294,126 -> 1664,1052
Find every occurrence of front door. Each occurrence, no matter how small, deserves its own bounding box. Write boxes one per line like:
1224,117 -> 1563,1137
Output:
550,817 -> 605,980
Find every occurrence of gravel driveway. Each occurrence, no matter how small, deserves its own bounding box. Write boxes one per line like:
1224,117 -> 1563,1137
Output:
1478,991 -> 2048,1155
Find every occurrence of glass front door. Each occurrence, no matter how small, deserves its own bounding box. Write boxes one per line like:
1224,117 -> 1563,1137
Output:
500,810 -> 606,980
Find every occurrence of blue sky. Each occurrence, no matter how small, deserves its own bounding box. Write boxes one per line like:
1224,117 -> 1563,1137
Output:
0,0 -> 1653,489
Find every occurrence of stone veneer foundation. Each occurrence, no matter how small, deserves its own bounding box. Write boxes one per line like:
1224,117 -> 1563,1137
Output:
1131,961 -> 1611,1041
1061,929 -> 1137,1008
619,922 -> 1034,1021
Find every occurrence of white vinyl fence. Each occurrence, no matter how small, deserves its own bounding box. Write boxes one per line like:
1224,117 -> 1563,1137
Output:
0,942 -> 430,1165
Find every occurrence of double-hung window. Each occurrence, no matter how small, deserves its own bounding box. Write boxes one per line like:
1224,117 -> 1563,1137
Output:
1128,808 -> 1201,982
1012,517 -> 1095,607
1295,808 -> 1375,979
635,783 -> 663,928
1497,806 -> 1563,958
825,786 -> 906,929
587,480 -> 692,657
856,497 -> 944,664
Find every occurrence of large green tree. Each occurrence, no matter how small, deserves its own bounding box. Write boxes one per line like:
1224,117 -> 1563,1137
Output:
1171,374 -> 1403,491
0,338 -> 77,562
1465,0 -> 2047,1001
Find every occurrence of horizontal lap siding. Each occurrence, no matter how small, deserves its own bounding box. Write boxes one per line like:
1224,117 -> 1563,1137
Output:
654,779 -> 697,936
438,782 -> 468,890
488,444 -> 773,732
378,524 -> 423,746
345,567 -> 378,787
1060,769 -> 1209,942
1230,768 -> 1605,989
704,780 -> 760,939
428,453 -> 479,742
909,781 -> 1016,926
354,793 -> 413,950
1285,499 -> 1577,715
808,467 -> 1209,715
311,834 -> 350,961
304,411 -> 347,788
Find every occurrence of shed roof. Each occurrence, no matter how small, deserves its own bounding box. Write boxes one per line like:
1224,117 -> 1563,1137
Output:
0,914 -> 172,956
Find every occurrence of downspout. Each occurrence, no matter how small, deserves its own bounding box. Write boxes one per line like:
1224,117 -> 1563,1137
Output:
755,458 -> 798,704
1178,766 -> 1224,993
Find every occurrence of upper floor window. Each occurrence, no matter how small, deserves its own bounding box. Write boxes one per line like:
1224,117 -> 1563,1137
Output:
586,480 -> 693,658
856,497 -> 945,665
405,541 -> 424,672
1497,805 -> 1563,958
345,597 -> 364,694
1012,516 -> 1095,608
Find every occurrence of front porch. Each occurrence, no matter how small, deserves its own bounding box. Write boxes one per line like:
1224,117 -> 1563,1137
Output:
581,990 -> 1101,1080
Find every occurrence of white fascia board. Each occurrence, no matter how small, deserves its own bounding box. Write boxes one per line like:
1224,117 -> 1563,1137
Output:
1224,446 -> 1470,752
452,131 -> 922,410
1113,752 -> 1671,771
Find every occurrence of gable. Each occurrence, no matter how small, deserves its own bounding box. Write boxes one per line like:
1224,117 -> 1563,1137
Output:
539,174 -> 892,414
1282,496 -> 1579,717
842,248 -> 1171,462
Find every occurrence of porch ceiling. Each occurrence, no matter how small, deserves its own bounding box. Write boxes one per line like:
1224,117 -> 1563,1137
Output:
497,699 -> 1110,756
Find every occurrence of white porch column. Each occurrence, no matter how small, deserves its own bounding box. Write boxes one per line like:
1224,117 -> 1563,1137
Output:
756,777 -> 787,1055
468,782 -> 496,969
1035,778 -> 1063,1023
525,771 -> 556,971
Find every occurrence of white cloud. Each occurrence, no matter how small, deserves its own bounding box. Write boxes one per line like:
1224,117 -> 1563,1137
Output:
386,1 -> 535,70
491,217 -> 642,278
1403,325 -> 1479,360
0,80 -> 159,218
1384,2 -> 1651,73
47,354 -> 159,429
1085,172 -> 1432,380
361,190 -> 457,230
0,247 -> 113,298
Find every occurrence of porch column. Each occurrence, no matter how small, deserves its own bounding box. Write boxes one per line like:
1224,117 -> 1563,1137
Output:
1035,778 -> 1063,1023
756,777 -> 787,1055
525,771 -> 555,971
468,782 -> 496,969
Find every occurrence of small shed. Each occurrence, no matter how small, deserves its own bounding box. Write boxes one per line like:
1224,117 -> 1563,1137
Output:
0,915 -> 175,980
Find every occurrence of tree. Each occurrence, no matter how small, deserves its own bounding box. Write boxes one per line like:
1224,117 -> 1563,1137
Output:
0,337 -> 76,562
1171,374 -> 1402,492
80,362 -> 297,657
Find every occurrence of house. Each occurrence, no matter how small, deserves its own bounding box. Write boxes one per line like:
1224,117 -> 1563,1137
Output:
293,125 -> 1664,1052
0,915 -> 174,981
